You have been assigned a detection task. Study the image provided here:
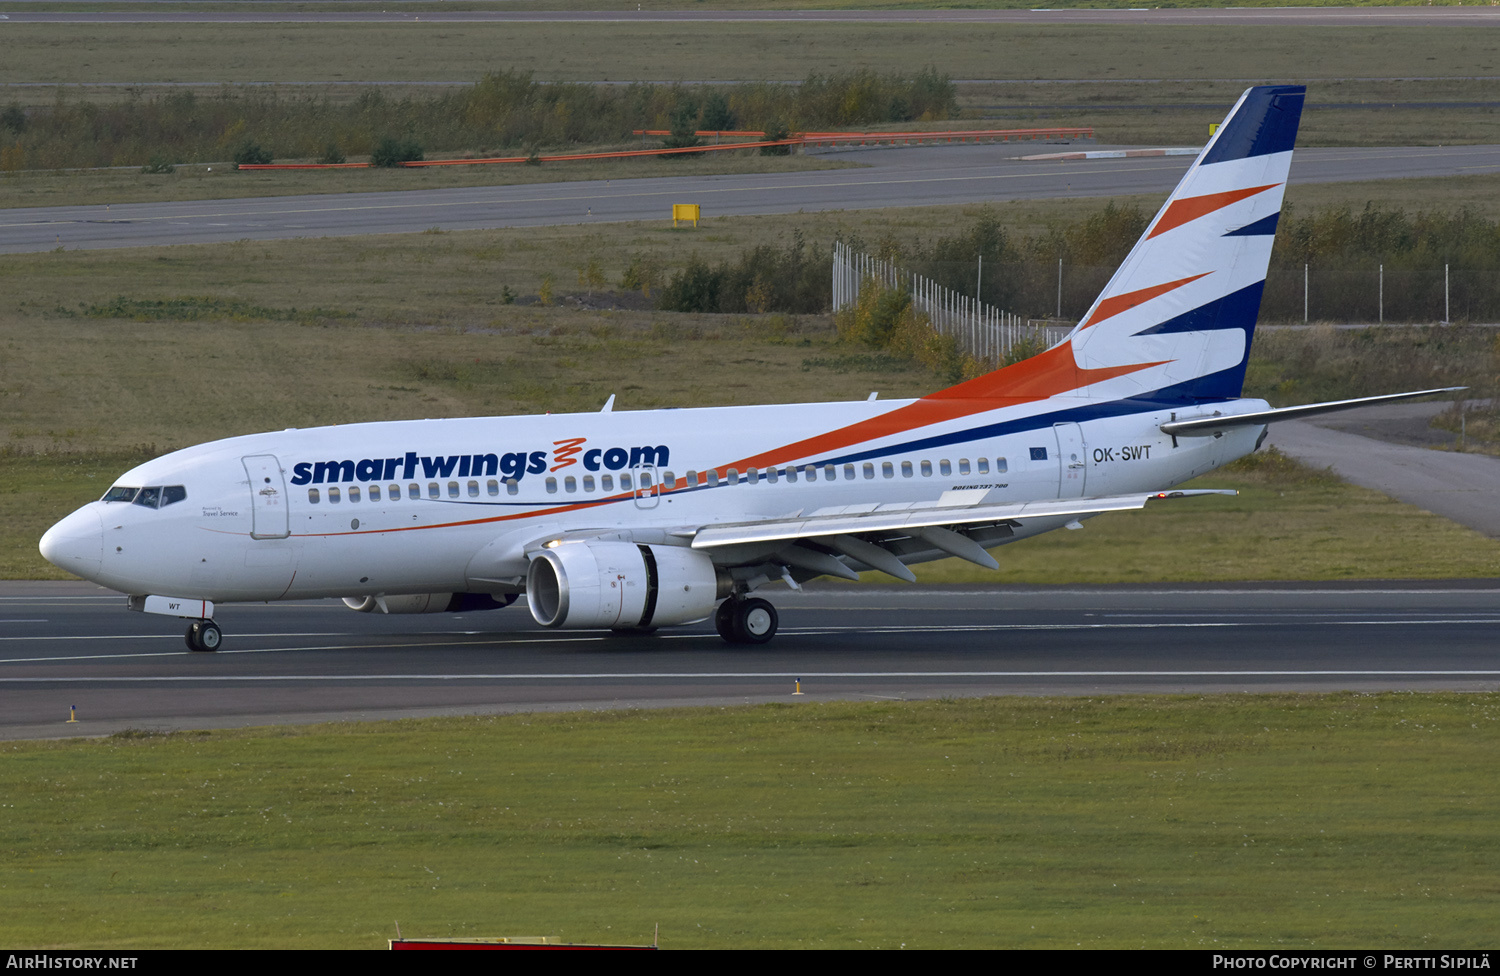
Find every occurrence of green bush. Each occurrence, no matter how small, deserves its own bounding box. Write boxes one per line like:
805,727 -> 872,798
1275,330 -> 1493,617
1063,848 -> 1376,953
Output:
231,141 -> 272,168
656,235 -> 830,314
701,91 -> 737,132
0,103 -> 24,134
760,119 -> 792,156
370,136 -> 423,167
318,142 -> 346,165
140,154 -> 175,174
661,98 -> 701,155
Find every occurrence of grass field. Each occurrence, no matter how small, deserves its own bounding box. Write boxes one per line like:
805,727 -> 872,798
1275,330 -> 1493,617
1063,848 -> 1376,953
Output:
4,693 -> 1498,948
7,23 -> 1500,87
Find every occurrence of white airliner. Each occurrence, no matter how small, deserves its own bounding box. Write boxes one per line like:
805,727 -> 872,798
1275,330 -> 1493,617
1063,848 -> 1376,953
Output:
41,85 -> 1454,651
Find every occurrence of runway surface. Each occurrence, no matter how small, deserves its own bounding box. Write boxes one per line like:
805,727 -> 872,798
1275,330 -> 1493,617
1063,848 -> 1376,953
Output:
6,144 -> 1500,254
2,580 -> 1496,740
3,8 -> 1498,25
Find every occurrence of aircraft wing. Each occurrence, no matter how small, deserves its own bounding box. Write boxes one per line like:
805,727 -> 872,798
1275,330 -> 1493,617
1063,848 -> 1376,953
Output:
687,489 -> 1234,550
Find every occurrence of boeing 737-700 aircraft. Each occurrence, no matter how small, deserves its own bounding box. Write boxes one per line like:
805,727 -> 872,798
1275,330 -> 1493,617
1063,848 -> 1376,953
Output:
40,85 -> 1454,651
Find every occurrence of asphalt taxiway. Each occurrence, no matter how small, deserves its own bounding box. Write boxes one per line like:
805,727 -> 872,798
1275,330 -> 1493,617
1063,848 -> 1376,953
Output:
2,581 -> 1495,740
4,144 -> 1499,254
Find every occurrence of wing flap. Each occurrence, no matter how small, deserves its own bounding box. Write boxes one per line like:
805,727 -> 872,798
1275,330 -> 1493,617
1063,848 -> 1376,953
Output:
689,490 -> 1235,549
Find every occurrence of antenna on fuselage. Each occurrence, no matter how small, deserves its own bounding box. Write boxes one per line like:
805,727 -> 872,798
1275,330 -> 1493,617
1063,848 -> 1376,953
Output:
601,394 -> 616,413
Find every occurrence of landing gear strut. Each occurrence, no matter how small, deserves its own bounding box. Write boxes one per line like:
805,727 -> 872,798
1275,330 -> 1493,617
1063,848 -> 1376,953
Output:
715,597 -> 778,645
185,619 -> 222,652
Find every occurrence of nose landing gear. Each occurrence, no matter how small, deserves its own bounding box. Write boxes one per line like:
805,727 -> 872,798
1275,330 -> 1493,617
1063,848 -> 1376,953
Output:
714,597 -> 778,644
185,619 -> 222,652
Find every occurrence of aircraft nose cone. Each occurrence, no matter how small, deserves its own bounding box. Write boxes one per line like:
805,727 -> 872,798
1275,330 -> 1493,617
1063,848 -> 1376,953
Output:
39,507 -> 104,580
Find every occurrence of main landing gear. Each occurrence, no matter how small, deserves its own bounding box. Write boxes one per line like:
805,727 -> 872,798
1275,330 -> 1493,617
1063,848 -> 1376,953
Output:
715,597 -> 778,645
185,619 -> 222,652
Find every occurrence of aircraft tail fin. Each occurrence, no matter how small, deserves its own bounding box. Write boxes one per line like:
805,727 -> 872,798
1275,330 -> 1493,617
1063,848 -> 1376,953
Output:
929,85 -> 1305,405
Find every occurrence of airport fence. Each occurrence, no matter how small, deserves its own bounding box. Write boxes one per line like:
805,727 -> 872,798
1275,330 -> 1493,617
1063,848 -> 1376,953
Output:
831,241 -> 1071,365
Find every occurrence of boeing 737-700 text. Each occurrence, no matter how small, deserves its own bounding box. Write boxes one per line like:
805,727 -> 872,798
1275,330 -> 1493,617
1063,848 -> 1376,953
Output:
40,86 -> 1455,650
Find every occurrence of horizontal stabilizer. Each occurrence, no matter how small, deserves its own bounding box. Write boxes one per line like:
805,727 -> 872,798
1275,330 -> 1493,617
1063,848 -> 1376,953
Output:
690,490 -> 1236,550
1160,388 -> 1465,436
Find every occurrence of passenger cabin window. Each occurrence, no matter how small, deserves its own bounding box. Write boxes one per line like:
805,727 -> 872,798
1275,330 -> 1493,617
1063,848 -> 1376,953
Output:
863,463 -> 875,480
882,462 -> 894,479
663,472 -> 676,490
487,480 -> 499,497
995,457 -> 1008,473
428,483 -> 439,499
506,478 -> 520,496
348,486 -> 361,502
468,481 -> 479,498
389,484 -> 401,500
368,485 -> 380,502
939,460 -> 952,476
308,488 -> 320,504
545,477 -> 558,494
447,481 -> 459,499
959,459 -> 971,476
600,474 -> 613,492
920,460 -> 933,477
582,475 -> 595,492
901,461 -> 914,478
707,470 -> 720,487
564,476 -> 577,493
329,487 -> 342,503
977,458 -> 990,474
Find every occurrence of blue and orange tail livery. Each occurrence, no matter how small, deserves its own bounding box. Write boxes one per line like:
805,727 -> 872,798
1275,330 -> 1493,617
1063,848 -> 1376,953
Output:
937,85 -> 1306,405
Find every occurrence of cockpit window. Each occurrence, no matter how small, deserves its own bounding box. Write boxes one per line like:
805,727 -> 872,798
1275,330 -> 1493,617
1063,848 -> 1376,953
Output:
106,485 -> 185,509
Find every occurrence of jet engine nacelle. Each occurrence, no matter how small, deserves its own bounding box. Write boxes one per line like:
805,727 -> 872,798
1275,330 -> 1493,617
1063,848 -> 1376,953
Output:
527,541 -> 729,629
341,593 -> 516,614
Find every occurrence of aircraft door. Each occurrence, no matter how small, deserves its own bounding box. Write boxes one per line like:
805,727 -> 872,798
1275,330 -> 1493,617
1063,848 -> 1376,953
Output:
1053,423 -> 1086,499
632,464 -> 659,509
242,454 -> 291,539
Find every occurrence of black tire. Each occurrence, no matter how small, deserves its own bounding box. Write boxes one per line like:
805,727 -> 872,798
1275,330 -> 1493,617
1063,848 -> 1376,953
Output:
734,598 -> 778,645
186,620 -> 222,653
715,599 -> 743,643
